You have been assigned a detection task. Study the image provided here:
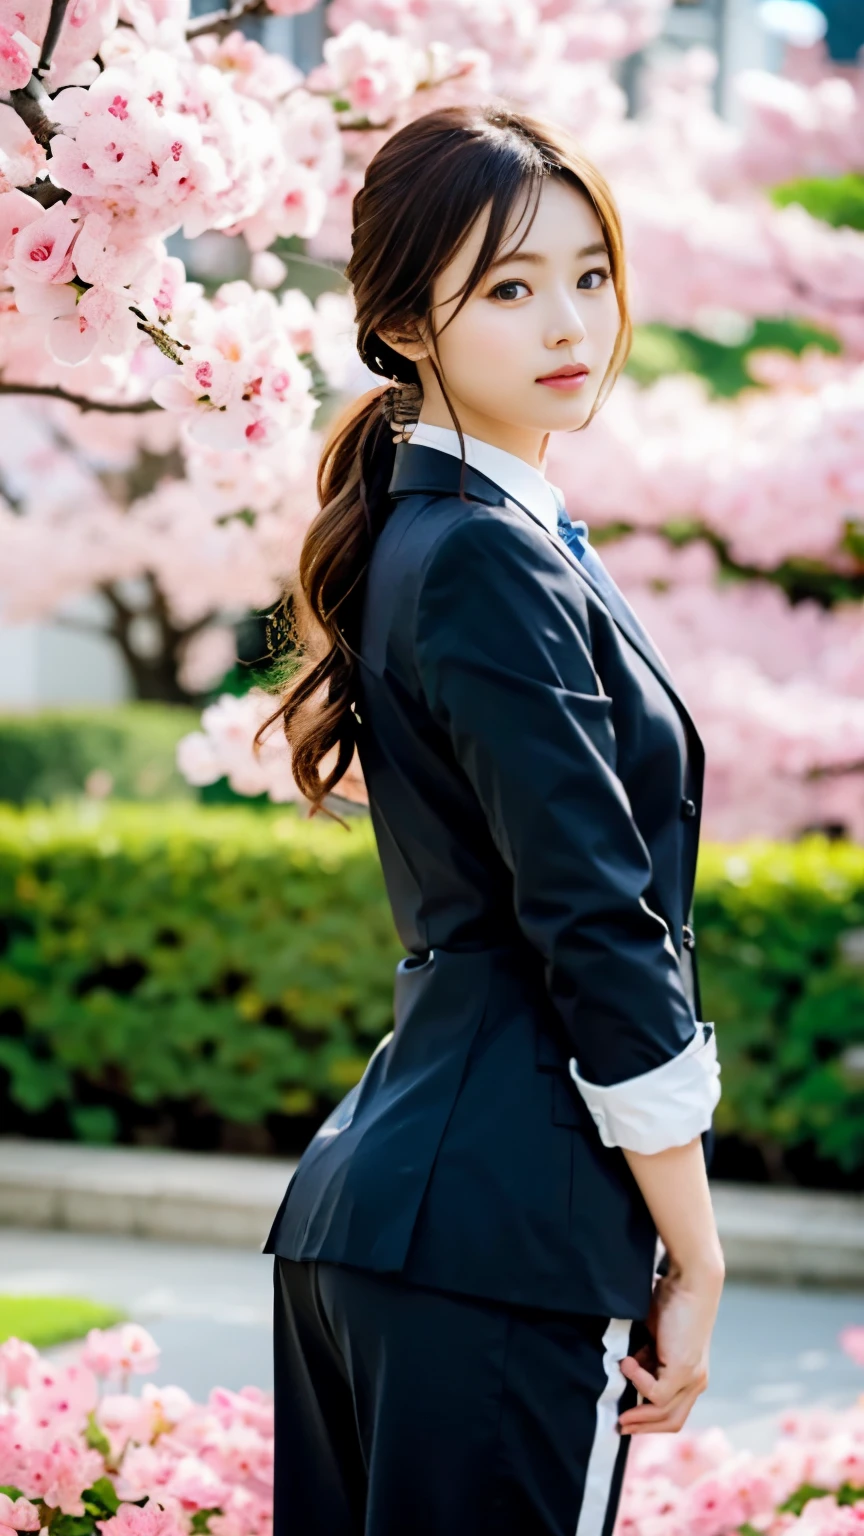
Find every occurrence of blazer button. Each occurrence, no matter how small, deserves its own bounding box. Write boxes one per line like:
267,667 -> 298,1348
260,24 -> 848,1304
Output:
681,797 -> 697,819
682,924 -> 696,951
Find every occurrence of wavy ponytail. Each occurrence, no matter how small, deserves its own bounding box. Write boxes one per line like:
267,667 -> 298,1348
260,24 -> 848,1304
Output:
254,103 -> 633,820
252,384 -> 399,820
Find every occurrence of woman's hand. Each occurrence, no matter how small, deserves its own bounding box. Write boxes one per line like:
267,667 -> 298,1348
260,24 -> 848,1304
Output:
617,1259 -> 724,1435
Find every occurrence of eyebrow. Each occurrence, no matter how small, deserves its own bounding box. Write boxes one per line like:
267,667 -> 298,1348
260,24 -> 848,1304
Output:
487,241 -> 609,269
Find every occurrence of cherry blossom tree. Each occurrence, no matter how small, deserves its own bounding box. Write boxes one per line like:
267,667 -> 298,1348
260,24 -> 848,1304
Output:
0,0 -> 863,835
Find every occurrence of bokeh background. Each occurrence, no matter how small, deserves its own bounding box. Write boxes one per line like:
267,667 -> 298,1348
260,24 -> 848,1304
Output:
2,0 -> 864,1187
0,4 -> 863,1532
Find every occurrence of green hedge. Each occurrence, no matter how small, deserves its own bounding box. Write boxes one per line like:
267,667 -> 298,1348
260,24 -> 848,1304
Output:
0,802 -> 401,1147
0,707 -> 201,805
697,840 -> 864,1177
1,803 -> 863,1174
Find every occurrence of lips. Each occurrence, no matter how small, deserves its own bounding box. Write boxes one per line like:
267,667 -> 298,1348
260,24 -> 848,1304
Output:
536,364 -> 590,392
536,365 -> 589,381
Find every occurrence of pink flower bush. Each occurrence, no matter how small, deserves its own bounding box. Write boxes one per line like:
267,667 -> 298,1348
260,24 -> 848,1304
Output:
1,1323 -> 863,1536
0,1325 -> 274,1535
615,1400 -> 864,1536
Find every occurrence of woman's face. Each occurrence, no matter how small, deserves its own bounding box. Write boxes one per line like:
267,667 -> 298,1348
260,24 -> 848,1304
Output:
406,175 -> 622,467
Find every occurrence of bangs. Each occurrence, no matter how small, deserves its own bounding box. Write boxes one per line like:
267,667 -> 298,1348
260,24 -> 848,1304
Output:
435,157 -> 548,338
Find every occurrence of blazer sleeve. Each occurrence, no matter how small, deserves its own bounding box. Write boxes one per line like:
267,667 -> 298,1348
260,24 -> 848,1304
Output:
412,508 -> 719,1156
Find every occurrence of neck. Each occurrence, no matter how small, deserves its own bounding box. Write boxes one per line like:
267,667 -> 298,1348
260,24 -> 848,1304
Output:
414,407 -> 548,472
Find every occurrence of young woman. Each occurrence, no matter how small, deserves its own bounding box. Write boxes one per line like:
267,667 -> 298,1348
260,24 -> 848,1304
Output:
261,103 -> 724,1536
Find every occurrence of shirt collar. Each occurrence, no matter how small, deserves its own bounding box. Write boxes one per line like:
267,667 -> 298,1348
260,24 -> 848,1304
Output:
405,421 -> 562,537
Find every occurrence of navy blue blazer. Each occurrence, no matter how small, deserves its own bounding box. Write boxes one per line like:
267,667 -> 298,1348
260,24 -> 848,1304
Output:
264,442 -> 715,1320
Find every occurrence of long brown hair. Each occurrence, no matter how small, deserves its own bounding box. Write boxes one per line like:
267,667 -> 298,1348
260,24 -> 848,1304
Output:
253,103 -> 632,820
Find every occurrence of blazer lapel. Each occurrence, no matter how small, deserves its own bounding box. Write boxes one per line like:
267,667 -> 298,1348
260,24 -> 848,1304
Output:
389,442 -> 705,768
515,500 -> 701,732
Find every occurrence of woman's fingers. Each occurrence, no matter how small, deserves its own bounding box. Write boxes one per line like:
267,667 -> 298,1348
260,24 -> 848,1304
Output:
618,1387 -> 691,1428
620,1357 -> 693,1405
620,1386 -> 702,1435
619,1354 -> 661,1399
618,1353 -> 709,1435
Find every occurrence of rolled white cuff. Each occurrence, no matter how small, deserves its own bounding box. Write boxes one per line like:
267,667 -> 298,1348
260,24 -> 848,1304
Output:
568,1023 -> 721,1155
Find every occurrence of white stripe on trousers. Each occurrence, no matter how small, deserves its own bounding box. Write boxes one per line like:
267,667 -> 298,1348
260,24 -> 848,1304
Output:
574,1317 -> 632,1536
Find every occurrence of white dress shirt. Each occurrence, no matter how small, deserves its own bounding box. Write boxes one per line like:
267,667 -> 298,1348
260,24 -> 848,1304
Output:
403,418 -> 720,1156
406,421 -> 561,536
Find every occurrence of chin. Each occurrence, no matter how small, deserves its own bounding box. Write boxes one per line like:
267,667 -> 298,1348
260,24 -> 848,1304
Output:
538,409 -> 592,435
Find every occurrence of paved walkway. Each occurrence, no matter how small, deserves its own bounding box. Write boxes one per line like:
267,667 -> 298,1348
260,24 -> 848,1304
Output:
2,1227 -> 862,1454
3,1139 -> 864,1284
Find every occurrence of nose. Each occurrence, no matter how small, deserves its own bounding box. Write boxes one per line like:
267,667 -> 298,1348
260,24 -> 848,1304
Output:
543,286 -> 587,351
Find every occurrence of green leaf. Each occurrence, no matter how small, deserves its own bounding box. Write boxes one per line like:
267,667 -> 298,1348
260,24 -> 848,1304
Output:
190,1508 -> 223,1533
84,1413 -> 112,1460
778,1483 -> 830,1515
82,1476 -> 120,1515
51,1516 -> 98,1536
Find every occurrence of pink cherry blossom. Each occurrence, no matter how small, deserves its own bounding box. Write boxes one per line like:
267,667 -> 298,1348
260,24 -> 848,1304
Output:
26,1361 -> 99,1435
0,185 -> 42,253
0,1494 -> 40,1532
0,1335 -> 39,1393
80,1323 -> 161,1381
3,0 -> 120,90
98,1501 -> 187,1536
9,1438 -> 106,1515
188,32 -> 301,103
151,279 -> 316,450
319,21 -> 421,123
0,21 -> 35,89
8,199 -> 80,284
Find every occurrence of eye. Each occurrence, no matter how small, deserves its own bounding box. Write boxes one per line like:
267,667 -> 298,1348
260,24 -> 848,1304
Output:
490,279 -> 531,302
580,268 -> 611,289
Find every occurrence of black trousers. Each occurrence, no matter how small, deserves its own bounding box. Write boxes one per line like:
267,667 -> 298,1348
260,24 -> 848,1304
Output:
272,1256 -> 643,1536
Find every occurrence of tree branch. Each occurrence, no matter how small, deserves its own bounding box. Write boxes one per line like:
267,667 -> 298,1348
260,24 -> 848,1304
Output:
100,585 -> 139,626
6,0 -> 75,147
0,469 -> 23,512
38,0 -> 71,74
17,180 -> 70,208
0,379 -> 162,413
9,76 -> 58,146
186,0 -> 268,40
806,759 -> 864,780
